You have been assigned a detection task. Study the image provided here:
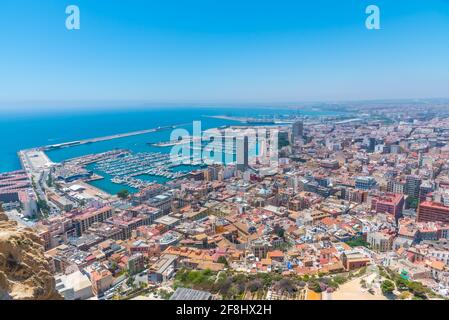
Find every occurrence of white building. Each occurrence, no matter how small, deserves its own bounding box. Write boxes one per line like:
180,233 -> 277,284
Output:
55,270 -> 93,300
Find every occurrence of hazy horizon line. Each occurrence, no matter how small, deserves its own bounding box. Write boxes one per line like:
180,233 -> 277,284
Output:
1,96 -> 449,112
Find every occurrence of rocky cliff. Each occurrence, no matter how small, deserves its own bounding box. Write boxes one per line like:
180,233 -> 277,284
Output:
0,212 -> 61,300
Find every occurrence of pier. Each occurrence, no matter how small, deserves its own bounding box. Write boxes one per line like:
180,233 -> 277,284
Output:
42,124 -> 188,151
149,136 -> 202,147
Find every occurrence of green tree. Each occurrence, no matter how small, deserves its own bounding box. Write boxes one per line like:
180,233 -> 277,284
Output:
227,285 -> 240,299
274,225 -> 285,238
346,236 -> 370,248
159,289 -> 172,300
332,275 -> 347,285
117,189 -> 130,200
217,256 -> 229,267
110,261 -> 118,270
37,199 -> 50,215
307,280 -> 322,293
126,276 -> 135,288
47,174 -> 53,187
246,280 -> 263,293
395,277 -> 409,291
405,196 -> 419,209
381,280 -> 395,295
360,279 -> 367,289
407,281 -> 427,299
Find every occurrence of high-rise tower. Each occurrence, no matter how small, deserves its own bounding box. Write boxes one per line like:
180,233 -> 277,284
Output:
292,120 -> 304,144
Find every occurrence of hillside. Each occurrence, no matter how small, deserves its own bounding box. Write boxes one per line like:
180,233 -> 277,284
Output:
0,212 -> 61,300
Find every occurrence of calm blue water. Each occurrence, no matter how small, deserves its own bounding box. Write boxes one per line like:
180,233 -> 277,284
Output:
0,106 -> 342,193
0,106 -> 342,172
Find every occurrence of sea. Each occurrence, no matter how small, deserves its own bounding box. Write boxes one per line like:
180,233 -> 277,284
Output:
0,106 -> 342,194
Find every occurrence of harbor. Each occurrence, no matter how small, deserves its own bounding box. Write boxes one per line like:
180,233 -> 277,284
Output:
90,152 -> 203,190
17,115 -> 288,196
17,120 -> 235,195
18,119 -> 277,195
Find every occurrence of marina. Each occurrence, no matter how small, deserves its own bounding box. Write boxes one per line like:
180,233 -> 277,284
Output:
63,149 -> 130,167
91,151 -> 197,190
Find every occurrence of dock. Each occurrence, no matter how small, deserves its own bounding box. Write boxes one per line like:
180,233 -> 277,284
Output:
149,136 -> 202,147
42,124 -> 188,151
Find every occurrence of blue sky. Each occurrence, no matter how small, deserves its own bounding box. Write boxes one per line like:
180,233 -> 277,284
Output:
1,0 -> 449,107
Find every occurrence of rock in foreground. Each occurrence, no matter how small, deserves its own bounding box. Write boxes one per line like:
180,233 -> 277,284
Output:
0,213 -> 61,300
